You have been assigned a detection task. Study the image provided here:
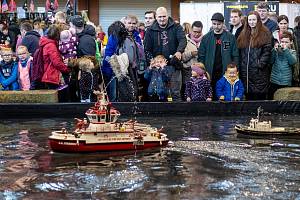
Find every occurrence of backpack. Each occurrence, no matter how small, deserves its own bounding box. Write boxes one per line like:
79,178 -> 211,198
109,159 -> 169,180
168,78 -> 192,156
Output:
31,46 -> 44,82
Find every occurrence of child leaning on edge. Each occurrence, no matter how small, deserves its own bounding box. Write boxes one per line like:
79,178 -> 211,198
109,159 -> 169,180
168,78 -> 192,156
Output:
0,47 -> 19,90
17,45 -> 33,91
185,62 -> 212,102
216,63 -> 244,101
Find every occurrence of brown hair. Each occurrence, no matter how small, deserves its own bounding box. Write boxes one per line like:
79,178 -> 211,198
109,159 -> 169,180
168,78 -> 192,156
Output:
237,11 -> 271,48
257,2 -> 269,10
47,25 -> 61,41
281,31 -> 293,41
278,15 -> 289,24
226,63 -> 238,71
295,16 -> 300,27
182,22 -> 192,35
231,9 -> 242,17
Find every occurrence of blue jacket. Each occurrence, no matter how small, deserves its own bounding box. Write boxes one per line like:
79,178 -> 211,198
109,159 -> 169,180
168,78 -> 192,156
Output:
144,66 -> 171,99
0,60 -> 19,90
216,76 -> 244,101
102,35 -> 118,77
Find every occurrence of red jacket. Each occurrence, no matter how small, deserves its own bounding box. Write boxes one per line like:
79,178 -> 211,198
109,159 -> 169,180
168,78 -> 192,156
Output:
40,37 -> 70,85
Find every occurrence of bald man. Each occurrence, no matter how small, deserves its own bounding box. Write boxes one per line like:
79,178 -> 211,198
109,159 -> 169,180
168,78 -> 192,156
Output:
144,7 -> 187,101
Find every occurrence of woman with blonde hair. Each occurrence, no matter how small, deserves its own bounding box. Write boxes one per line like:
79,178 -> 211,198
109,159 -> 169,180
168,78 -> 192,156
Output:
182,22 -> 192,35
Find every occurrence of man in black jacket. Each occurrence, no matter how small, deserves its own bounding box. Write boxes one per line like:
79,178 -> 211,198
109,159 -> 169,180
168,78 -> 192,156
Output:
70,15 -> 96,58
144,7 -> 187,101
229,8 -> 243,39
20,22 -> 40,55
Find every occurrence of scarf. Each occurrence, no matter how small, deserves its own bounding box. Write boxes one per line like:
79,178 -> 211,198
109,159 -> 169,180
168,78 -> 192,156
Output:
190,34 -> 202,47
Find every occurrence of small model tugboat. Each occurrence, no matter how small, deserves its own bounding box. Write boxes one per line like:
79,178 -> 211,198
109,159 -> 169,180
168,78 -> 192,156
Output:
235,107 -> 300,137
48,92 -> 169,153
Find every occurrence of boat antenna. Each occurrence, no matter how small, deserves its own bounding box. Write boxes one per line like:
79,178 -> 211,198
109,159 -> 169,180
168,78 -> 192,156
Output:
257,106 -> 263,121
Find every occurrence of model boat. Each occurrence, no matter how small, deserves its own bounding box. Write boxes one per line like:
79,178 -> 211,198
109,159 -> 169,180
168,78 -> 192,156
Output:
48,92 -> 169,153
235,107 -> 300,137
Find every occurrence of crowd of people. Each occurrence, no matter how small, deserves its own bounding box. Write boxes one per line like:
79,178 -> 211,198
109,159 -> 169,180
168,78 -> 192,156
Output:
0,2 -> 299,102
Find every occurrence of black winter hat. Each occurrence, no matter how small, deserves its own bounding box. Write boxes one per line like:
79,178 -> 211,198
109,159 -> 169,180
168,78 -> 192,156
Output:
211,12 -> 224,22
70,15 -> 84,28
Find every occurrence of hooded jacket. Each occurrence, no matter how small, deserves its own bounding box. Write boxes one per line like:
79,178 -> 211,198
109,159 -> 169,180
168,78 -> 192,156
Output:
77,24 -> 96,58
216,75 -> 244,101
39,37 -> 70,85
21,30 -> 41,55
0,60 -> 19,90
144,17 -> 187,64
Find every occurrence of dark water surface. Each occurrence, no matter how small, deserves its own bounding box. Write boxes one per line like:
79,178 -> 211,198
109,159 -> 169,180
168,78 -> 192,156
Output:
0,114 -> 300,199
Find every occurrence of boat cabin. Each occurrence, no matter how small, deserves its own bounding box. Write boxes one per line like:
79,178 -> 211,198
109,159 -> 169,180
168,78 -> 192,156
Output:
249,118 -> 272,130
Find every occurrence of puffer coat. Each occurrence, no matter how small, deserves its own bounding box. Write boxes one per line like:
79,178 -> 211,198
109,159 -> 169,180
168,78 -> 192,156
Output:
239,42 -> 272,94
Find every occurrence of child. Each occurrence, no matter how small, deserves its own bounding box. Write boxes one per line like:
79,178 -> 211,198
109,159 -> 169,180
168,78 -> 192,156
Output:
0,47 -> 19,90
269,31 -> 297,98
185,62 -> 212,102
16,46 -> 33,91
59,28 -> 78,60
77,56 -> 99,102
216,63 -> 244,101
144,55 -> 171,101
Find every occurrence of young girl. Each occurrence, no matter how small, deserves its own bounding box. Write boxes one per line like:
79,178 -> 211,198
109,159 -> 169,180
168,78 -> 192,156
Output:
0,47 -> 19,90
216,63 -> 244,101
77,56 -> 99,102
17,45 -> 33,90
144,55 -> 171,101
269,31 -> 297,98
185,62 -> 212,102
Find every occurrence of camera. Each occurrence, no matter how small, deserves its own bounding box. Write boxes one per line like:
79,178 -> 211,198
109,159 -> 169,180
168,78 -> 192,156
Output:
277,44 -> 283,52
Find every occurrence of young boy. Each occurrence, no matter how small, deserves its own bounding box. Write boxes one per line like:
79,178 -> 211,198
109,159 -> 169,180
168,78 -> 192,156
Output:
0,47 -> 19,90
269,31 -> 297,98
216,63 -> 244,101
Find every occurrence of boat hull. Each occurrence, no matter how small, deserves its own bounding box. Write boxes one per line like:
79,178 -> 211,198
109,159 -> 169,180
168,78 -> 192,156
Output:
49,138 -> 169,153
235,124 -> 300,138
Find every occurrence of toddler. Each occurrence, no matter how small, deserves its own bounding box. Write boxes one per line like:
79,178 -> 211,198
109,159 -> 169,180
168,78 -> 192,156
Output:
17,45 -> 33,90
185,62 -> 212,102
0,47 -> 19,90
216,63 -> 244,101
78,56 -> 99,102
144,55 -> 171,101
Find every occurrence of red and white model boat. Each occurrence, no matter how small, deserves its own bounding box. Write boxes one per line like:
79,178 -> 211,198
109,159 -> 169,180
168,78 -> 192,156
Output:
48,92 -> 169,153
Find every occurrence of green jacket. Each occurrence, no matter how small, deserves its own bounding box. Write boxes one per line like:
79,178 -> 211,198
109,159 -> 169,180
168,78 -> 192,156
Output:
198,30 -> 239,77
270,48 -> 297,86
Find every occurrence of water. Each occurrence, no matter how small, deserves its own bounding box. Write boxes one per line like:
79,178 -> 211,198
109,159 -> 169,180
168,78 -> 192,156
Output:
0,115 -> 300,199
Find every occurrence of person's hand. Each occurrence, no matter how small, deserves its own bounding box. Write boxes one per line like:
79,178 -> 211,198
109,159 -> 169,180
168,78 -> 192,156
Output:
174,52 -> 182,60
281,42 -> 288,50
206,98 -> 212,102
234,97 -> 240,101
191,51 -> 198,57
219,96 -> 225,101
186,97 -> 191,102
63,58 -> 69,65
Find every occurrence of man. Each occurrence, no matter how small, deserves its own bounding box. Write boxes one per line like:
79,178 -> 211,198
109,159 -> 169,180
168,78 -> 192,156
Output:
144,11 -> 156,29
257,2 -> 278,33
144,7 -> 187,101
229,8 -> 243,39
20,22 -> 40,55
70,15 -> 96,57
198,12 -> 239,97
182,21 -> 203,99
124,15 -> 142,45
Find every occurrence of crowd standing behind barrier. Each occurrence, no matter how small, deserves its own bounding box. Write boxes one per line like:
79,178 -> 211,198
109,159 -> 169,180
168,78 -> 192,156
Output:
0,3 -> 299,102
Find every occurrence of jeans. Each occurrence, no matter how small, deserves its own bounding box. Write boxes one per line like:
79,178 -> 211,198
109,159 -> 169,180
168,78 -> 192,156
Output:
104,74 -> 117,102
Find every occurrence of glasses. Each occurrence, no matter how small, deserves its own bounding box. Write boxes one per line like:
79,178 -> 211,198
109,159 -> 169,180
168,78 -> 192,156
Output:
2,54 -> 12,57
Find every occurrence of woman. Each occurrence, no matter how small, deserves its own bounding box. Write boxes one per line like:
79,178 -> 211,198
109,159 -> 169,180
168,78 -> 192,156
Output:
102,21 -> 139,102
272,15 -> 293,43
237,11 -> 272,100
40,25 -> 70,89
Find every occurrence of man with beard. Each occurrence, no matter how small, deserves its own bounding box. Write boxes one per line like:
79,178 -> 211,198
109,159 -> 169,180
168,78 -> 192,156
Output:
198,13 -> 239,98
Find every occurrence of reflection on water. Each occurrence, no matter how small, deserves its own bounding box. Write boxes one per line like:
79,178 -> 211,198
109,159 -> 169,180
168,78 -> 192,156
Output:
0,115 -> 300,199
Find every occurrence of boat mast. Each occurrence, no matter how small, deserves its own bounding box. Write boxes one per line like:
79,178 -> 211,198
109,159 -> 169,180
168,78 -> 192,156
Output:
257,106 -> 262,121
